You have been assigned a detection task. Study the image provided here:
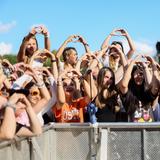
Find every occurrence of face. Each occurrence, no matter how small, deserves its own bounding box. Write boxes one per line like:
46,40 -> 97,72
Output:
27,85 -> 41,105
109,43 -> 122,60
103,70 -> 113,87
133,69 -> 144,85
26,38 -> 37,55
92,66 -> 99,80
63,78 -> 76,96
67,49 -> 78,65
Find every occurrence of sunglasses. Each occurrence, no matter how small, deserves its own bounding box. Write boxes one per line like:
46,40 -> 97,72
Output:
30,91 -> 39,96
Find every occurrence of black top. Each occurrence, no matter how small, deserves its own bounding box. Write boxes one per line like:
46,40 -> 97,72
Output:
96,94 -> 119,122
120,83 -> 157,122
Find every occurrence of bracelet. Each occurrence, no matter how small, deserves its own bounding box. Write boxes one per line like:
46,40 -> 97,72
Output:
51,59 -> 57,63
36,82 -> 45,88
48,76 -> 55,85
84,43 -> 89,46
57,83 -> 63,86
57,79 -> 63,86
45,34 -> 50,38
2,101 -> 16,113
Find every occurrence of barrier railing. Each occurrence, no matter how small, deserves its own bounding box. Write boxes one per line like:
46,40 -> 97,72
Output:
0,123 -> 160,160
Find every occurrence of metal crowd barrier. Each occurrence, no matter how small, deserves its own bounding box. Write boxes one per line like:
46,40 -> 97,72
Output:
0,122 -> 160,160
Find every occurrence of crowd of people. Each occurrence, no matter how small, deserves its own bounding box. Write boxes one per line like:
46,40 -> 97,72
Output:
0,26 -> 159,140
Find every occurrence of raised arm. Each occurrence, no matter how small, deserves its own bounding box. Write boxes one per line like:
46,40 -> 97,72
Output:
120,55 -> 141,94
109,44 -> 128,85
145,56 -> 160,95
42,49 -> 58,81
15,94 -> 42,137
77,35 -> 91,54
25,66 -> 51,113
0,95 -> 16,140
56,71 -> 67,109
17,32 -> 35,63
56,35 -> 78,59
118,29 -> 136,59
41,25 -> 51,51
82,70 -> 97,100
101,29 -> 117,50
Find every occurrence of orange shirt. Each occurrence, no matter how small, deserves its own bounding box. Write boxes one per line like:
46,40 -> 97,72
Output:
52,97 -> 87,123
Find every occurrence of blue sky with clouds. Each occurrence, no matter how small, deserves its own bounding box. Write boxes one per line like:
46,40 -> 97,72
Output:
0,0 -> 159,57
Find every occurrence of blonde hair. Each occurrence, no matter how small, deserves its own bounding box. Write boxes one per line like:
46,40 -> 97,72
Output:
109,56 -> 119,72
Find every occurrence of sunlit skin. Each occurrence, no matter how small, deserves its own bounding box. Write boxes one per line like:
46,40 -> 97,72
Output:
67,49 -> 78,66
27,85 -> 41,106
103,70 -> 113,87
133,70 -> 144,86
62,78 -> 76,102
0,96 -> 7,109
26,38 -> 37,56
109,43 -> 122,61
92,66 -> 99,80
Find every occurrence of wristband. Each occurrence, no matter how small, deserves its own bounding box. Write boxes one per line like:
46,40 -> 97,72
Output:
45,33 -> 50,38
51,59 -> 57,63
84,43 -> 89,46
3,102 -> 16,113
36,82 -> 45,88
48,76 -> 55,85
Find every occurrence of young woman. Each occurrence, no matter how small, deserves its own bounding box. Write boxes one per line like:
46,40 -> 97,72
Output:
17,25 -> 50,64
99,28 -> 135,84
92,67 -> 120,122
119,55 -> 159,122
0,93 -> 42,139
52,69 -> 95,123
56,35 -> 91,72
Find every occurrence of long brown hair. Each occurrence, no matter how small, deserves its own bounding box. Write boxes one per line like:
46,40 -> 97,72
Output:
95,67 -> 117,109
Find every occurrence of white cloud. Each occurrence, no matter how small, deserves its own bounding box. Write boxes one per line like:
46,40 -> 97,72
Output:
134,40 -> 155,57
0,21 -> 16,33
0,42 -> 12,55
122,39 -> 156,57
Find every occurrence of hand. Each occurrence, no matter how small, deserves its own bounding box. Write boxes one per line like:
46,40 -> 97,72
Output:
18,95 -> 32,108
116,28 -> 128,36
71,69 -> 82,78
38,67 -> 52,77
8,93 -> 25,105
30,27 -> 37,35
77,35 -> 88,45
15,94 -> 32,116
67,35 -> 79,43
41,25 -> 50,37
109,45 -> 123,56
42,49 -> 56,60
2,59 -> 14,71
110,28 -> 128,36
80,52 -> 91,62
131,55 -> 142,64
110,28 -> 118,36
143,55 -> 155,65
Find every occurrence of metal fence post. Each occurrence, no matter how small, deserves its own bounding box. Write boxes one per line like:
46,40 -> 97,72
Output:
142,129 -> 147,160
90,125 -> 99,160
98,128 -> 108,160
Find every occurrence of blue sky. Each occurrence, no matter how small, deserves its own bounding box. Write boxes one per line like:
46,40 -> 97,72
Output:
0,0 -> 159,57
